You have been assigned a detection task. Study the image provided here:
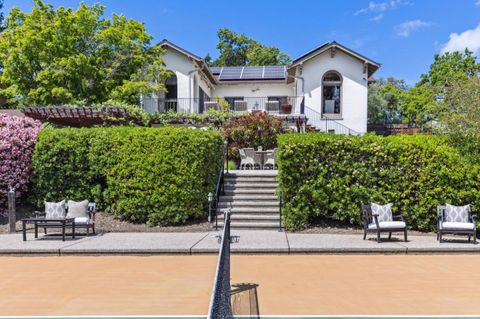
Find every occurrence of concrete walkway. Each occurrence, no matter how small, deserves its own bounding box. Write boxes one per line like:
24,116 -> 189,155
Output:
1,230 -> 480,255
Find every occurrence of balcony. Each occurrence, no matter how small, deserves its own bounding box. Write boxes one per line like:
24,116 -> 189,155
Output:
140,96 -> 305,115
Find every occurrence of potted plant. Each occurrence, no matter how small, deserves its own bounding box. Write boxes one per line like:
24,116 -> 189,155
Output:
281,100 -> 292,114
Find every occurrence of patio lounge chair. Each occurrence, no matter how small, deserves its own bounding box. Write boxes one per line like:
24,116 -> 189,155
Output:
437,204 -> 477,243
263,148 -> 277,170
35,200 -> 96,236
361,203 -> 407,243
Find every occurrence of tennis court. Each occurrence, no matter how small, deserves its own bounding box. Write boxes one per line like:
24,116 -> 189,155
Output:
1,255 -> 480,317
0,256 -> 217,316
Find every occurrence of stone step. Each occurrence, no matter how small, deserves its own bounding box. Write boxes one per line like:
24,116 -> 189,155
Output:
216,221 -> 280,229
218,201 -> 279,207
224,182 -> 278,189
226,171 -> 278,178
219,195 -> 279,201
224,189 -> 276,195
217,214 -> 280,221
225,177 -> 278,183
216,207 -> 280,214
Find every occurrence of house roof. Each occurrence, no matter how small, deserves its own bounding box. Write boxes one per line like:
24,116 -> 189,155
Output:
158,39 -> 381,84
157,39 -> 218,84
290,41 -> 381,77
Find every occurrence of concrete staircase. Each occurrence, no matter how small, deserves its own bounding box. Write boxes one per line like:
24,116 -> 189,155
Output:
216,170 -> 280,229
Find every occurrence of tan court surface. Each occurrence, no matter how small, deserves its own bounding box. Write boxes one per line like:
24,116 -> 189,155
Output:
1,255 -> 480,316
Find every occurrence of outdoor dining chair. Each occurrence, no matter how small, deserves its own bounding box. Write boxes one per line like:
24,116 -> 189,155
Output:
242,148 -> 262,170
361,203 -> 408,243
263,148 -> 278,169
437,204 -> 477,243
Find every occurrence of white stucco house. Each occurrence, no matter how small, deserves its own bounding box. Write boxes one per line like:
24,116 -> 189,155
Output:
141,39 -> 380,134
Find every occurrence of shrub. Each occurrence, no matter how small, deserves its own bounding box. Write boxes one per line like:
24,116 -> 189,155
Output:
221,111 -> 288,161
31,126 -> 223,225
0,114 -> 42,214
149,109 -> 234,127
106,128 -> 222,225
277,133 -> 480,231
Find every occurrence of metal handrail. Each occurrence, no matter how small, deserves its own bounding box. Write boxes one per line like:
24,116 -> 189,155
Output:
304,105 -> 361,135
214,141 -> 228,230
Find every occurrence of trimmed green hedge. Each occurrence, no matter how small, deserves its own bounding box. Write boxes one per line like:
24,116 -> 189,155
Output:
31,127 -> 223,225
277,133 -> 480,231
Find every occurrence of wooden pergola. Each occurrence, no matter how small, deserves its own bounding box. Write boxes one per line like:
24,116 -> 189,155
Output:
22,107 -> 142,127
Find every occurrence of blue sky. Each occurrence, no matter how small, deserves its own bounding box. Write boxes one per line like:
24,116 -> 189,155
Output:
5,0 -> 480,85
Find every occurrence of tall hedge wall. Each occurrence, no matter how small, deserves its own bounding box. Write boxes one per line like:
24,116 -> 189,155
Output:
277,133 -> 480,231
31,127 -> 223,225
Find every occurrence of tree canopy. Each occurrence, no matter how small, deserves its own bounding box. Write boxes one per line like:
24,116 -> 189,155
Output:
206,28 -> 291,66
0,0 -> 169,107
368,49 -> 480,128
419,49 -> 480,88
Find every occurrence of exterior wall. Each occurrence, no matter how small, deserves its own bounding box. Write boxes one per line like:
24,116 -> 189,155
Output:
162,49 -> 197,113
160,45 -> 369,133
212,83 -> 295,111
298,50 -> 368,133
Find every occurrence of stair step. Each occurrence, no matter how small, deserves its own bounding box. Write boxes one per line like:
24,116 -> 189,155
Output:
225,177 -> 278,183
225,189 -> 276,195
218,201 -> 279,207
224,183 -> 278,189
226,171 -> 278,178
219,195 -> 279,201
216,207 -> 280,213
216,221 -> 281,229
218,214 -> 280,221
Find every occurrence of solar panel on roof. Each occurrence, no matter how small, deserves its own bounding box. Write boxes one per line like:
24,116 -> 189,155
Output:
263,66 -> 286,79
210,67 -> 222,75
211,65 -> 286,81
241,67 -> 264,79
218,67 -> 243,80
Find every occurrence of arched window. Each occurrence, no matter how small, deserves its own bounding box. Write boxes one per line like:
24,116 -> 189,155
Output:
164,73 -> 178,112
322,71 -> 342,116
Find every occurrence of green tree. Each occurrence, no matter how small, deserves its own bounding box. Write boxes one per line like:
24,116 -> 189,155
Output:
440,77 -> 480,134
419,49 -> 480,88
0,0 -> 169,107
367,77 -> 408,124
207,28 -> 291,66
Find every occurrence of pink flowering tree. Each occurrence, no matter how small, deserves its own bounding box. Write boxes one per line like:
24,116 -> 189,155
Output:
0,114 -> 42,215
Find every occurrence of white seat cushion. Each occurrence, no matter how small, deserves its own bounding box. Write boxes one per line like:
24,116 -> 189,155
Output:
441,222 -> 474,230
74,217 -> 93,225
368,221 -> 406,229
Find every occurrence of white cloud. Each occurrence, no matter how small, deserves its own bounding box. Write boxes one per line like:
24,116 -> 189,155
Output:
441,23 -> 480,54
396,19 -> 432,37
370,13 -> 384,22
355,0 -> 409,16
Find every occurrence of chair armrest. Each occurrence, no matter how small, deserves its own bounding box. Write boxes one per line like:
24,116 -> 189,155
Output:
372,215 -> 380,228
471,214 -> 478,221
34,211 -> 45,218
393,214 -> 405,222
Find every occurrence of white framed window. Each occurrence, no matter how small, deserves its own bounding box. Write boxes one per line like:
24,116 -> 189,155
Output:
322,71 -> 342,117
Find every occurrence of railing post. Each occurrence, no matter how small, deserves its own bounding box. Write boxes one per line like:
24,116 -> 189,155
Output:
279,191 -> 283,232
8,186 -> 16,233
225,140 -> 229,175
